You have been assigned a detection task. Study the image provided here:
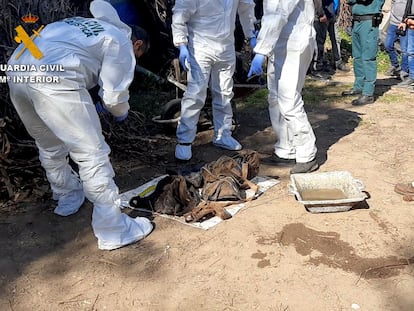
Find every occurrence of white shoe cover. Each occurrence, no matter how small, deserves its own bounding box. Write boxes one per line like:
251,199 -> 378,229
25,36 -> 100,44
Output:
213,135 -> 242,151
54,189 -> 85,216
175,144 -> 192,160
97,215 -> 153,251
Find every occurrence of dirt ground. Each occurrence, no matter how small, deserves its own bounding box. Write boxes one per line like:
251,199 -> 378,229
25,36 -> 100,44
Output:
1,69 -> 414,311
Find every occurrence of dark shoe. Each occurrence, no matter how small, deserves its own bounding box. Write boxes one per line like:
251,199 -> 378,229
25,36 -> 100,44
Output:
394,78 -> 414,88
336,62 -> 350,72
341,89 -> 362,96
309,70 -> 331,81
385,65 -> 401,77
262,153 -> 296,167
399,71 -> 409,81
394,183 -> 414,195
290,159 -> 319,174
351,95 -> 374,106
314,62 -> 325,72
323,64 -> 335,75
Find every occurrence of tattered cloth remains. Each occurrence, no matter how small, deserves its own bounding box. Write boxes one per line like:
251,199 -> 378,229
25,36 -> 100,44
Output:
129,150 -> 260,223
129,175 -> 200,216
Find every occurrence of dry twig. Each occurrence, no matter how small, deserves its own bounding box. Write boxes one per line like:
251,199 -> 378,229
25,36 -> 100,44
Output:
355,258 -> 414,285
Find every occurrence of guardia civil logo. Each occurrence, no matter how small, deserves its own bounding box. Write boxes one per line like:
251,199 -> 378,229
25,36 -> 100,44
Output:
13,12 -> 44,60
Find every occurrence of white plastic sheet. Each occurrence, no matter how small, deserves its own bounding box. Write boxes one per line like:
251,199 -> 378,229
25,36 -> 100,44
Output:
119,175 -> 280,230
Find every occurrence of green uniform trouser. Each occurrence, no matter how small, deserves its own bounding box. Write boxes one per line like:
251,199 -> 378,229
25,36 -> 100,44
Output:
352,20 -> 379,96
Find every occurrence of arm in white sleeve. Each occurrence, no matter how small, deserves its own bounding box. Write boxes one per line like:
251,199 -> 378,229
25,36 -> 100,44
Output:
238,0 -> 257,39
172,0 -> 197,46
98,38 -> 135,117
253,0 -> 301,56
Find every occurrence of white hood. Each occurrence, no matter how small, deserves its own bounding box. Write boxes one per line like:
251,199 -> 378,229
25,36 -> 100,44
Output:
89,0 -> 132,38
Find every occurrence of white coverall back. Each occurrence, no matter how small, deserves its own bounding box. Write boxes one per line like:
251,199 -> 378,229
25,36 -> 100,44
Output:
253,0 -> 317,163
6,0 -> 152,250
172,0 -> 256,143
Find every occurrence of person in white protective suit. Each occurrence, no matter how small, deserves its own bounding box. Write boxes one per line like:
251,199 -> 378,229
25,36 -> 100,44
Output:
6,0 -> 152,250
171,0 -> 257,161
248,0 -> 319,174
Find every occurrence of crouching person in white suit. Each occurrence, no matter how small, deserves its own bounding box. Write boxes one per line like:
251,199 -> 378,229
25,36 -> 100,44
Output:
6,0 -> 152,250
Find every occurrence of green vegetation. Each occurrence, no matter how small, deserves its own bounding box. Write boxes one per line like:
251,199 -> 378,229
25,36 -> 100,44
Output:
377,48 -> 391,73
129,73 -> 176,118
131,27 -> 395,118
326,28 -> 391,73
302,81 -> 352,108
237,79 -> 355,111
238,27 -> 396,111
236,88 -> 268,109
340,27 -> 391,73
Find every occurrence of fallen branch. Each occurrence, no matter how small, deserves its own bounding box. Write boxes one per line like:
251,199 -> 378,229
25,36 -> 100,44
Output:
58,294 -> 84,305
91,294 -> 99,311
0,167 -> 14,198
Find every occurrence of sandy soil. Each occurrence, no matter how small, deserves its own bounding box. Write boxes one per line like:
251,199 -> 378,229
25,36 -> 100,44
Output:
1,70 -> 413,311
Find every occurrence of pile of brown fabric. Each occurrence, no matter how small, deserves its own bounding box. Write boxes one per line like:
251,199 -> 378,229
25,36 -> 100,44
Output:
129,150 -> 260,222
129,175 -> 200,216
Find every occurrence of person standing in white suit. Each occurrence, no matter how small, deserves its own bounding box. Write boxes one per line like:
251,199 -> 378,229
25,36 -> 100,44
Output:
248,0 -> 319,174
172,0 -> 257,161
6,0 -> 152,250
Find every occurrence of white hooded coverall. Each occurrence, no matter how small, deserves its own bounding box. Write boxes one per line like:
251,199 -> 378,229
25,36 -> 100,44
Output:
254,0 -> 317,163
172,0 -> 256,144
6,0 -> 152,250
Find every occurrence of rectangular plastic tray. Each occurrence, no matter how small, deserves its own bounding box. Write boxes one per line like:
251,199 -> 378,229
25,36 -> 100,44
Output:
288,171 -> 367,213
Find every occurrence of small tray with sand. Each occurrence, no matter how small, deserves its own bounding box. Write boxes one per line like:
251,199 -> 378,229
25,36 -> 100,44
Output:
288,171 -> 367,213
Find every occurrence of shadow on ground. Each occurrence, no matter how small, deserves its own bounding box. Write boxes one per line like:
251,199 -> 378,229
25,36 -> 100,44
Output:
311,108 -> 362,166
0,200 -> 160,299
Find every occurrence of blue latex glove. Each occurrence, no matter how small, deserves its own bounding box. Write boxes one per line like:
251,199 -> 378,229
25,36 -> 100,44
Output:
113,112 -> 128,123
247,54 -> 265,77
179,45 -> 189,71
250,37 -> 257,49
95,101 -> 109,114
333,0 -> 340,15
